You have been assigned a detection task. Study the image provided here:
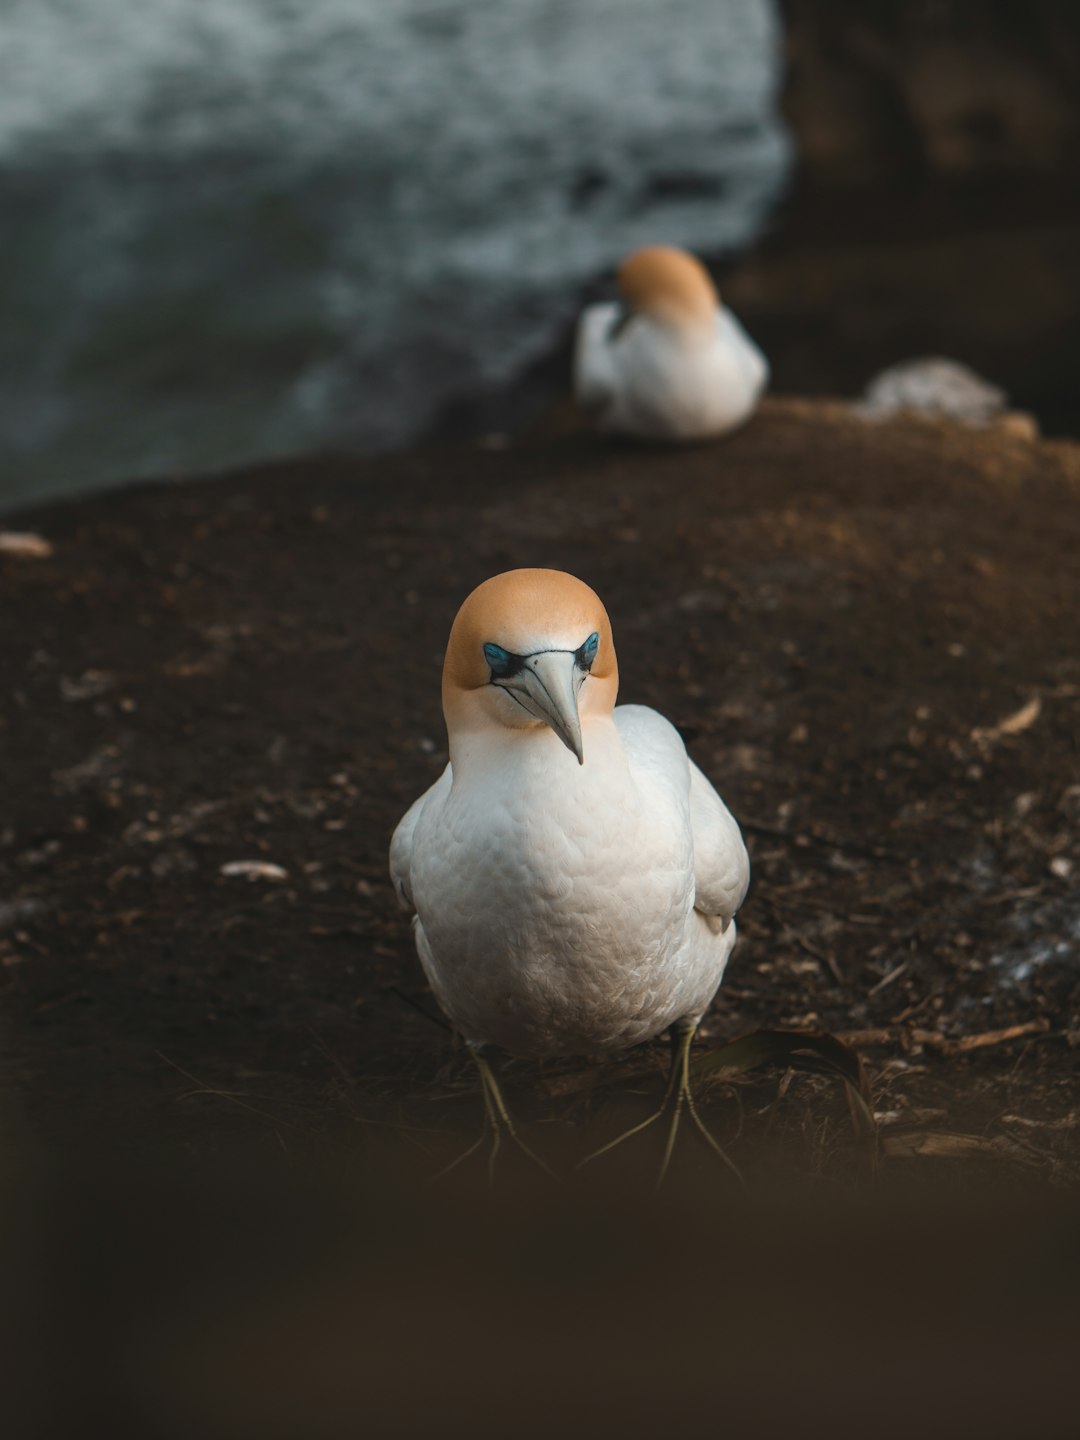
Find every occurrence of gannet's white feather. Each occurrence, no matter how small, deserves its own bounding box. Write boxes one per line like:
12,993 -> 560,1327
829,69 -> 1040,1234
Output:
390,765 -> 451,911
612,704 -> 748,923
390,703 -> 748,1058
688,756 -> 751,923
574,303 -> 768,440
572,301 -> 621,416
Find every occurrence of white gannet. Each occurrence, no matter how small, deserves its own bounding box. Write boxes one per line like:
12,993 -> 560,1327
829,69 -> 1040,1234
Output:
390,568 -> 749,1179
574,244 -> 768,441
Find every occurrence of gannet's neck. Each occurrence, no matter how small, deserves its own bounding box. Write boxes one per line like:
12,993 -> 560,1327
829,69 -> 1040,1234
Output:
448,711 -> 623,784
639,307 -> 717,345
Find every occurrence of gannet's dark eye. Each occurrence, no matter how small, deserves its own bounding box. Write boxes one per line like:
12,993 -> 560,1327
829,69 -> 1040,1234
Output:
483,642 -> 523,680
577,632 -> 600,672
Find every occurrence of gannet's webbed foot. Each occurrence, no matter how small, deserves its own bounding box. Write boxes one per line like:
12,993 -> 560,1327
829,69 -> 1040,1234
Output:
432,1043 -> 559,1185
577,1023 -> 743,1189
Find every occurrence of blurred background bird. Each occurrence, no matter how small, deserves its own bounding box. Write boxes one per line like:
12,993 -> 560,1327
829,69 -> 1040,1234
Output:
574,244 -> 769,440
390,568 -> 750,1180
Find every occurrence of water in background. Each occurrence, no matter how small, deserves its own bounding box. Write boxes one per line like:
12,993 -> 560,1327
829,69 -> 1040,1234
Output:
0,0 -> 789,510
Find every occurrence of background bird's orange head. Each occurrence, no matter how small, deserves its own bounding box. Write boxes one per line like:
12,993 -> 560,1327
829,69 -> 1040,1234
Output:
616,245 -> 718,332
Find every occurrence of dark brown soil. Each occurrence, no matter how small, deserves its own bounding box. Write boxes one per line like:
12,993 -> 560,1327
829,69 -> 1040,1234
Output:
1,399 -> 1078,1188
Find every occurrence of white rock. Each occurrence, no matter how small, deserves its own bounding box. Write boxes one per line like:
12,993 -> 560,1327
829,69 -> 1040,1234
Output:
0,530 -> 54,559
219,860 -> 288,882
855,358 -> 1007,426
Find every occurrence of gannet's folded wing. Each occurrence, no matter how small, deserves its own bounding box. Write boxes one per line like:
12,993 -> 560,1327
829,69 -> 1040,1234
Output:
688,757 -> 749,924
614,704 -> 748,923
573,302 -> 621,414
389,764 -> 451,911
717,309 -> 769,397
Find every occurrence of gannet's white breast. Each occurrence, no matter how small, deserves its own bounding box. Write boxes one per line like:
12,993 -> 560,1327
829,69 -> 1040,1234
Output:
391,705 -> 749,1058
574,302 -> 768,441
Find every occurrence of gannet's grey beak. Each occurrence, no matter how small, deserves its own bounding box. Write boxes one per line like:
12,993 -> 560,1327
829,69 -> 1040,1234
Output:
501,650 -> 585,764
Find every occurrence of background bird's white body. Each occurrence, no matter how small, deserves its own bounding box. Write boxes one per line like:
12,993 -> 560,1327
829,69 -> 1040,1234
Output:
574,301 -> 768,441
391,704 -> 748,1058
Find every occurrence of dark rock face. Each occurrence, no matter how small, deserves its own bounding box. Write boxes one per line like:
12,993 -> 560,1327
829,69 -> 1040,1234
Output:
722,188 -> 1080,434
779,1 -> 1080,185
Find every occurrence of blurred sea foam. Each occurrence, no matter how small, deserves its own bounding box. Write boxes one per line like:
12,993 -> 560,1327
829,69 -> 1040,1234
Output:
0,0 -> 789,508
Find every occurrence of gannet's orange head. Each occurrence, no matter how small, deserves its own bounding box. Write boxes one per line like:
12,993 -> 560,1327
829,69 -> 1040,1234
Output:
442,569 -> 618,766
616,245 -> 718,333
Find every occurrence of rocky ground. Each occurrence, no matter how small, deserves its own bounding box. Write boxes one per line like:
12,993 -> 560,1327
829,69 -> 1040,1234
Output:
1,398 -> 1077,1193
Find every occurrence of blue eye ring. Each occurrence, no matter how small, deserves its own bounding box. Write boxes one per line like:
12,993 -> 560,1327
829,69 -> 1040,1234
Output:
578,632 -> 600,671
483,642 -> 520,679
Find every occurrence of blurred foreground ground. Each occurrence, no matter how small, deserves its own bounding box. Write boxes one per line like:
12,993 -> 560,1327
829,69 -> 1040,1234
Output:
1,399 -> 1078,1434
2,1148 -> 1078,1439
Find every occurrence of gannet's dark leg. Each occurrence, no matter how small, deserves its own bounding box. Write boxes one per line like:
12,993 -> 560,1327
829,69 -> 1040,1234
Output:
432,1042 -> 559,1184
657,1023 -> 744,1187
575,1033 -> 682,1170
577,1022 -> 743,1189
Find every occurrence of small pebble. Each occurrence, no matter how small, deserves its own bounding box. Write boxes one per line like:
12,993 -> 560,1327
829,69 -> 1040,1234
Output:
0,530 -> 53,559
220,861 -> 288,882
